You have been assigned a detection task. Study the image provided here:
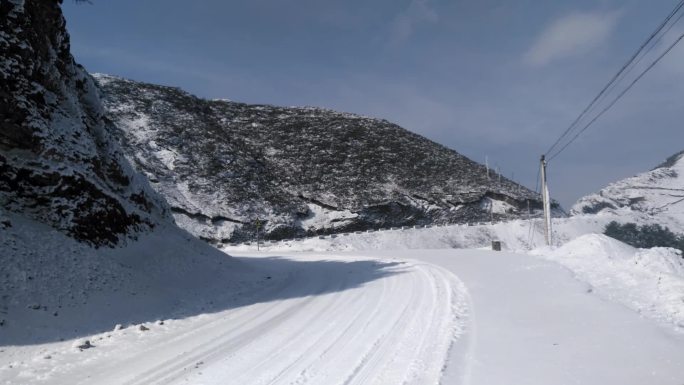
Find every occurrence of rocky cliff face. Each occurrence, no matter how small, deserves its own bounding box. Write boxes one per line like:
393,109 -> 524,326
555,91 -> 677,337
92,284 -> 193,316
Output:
94,74 -> 543,243
0,0 -> 169,245
572,150 -> 684,230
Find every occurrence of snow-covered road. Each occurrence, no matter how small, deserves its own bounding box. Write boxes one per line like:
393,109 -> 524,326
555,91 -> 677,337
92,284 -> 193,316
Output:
397,249 -> 684,385
3,249 -> 684,385
1,254 -> 467,385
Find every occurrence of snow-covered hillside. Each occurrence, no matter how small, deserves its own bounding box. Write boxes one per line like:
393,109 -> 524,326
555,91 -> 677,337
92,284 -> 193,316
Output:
572,150 -> 684,232
93,74 -> 549,244
0,0 -> 169,245
0,212 -> 251,347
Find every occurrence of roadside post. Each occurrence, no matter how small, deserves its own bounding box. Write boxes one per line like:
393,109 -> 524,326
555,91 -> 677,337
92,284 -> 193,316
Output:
255,218 -> 261,251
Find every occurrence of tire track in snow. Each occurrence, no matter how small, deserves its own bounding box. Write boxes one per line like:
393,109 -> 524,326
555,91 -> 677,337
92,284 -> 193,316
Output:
124,270 -> 348,385
198,272 -> 366,385
279,272 -> 393,385
340,269 -> 423,385
40,255 -> 469,385
262,277 -> 386,384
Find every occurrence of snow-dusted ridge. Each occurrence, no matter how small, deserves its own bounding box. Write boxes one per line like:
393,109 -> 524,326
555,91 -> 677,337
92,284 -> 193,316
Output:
93,73 -> 548,244
572,149 -> 684,232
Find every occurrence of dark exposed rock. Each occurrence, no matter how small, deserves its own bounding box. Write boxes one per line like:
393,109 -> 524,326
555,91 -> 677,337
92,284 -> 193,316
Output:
0,0 -> 170,245
654,150 -> 684,170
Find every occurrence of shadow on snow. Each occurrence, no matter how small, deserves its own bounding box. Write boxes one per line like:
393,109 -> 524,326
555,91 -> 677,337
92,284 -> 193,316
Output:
1,253 -> 406,346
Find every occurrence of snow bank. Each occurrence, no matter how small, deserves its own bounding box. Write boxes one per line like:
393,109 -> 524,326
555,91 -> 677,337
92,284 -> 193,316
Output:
634,247 -> 684,276
532,234 -> 684,330
226,216 -> 609,253
0,212 -> 254,346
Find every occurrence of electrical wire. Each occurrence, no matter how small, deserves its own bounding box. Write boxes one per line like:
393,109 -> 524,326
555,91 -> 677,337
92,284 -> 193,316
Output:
544,0 -> 684,158
548,30 -> 684,161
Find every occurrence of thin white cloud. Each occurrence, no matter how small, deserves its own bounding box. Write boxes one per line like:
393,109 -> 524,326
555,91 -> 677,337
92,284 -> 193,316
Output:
524,10 -> 621,67
389,0 -> 438,45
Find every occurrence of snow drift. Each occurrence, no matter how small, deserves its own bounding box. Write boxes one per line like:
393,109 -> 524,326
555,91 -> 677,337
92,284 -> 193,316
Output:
534,234 -> 684,329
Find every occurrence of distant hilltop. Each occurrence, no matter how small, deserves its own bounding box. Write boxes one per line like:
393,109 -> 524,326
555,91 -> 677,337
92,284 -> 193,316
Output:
572,150 -> 684,232
94,73 -> 545,244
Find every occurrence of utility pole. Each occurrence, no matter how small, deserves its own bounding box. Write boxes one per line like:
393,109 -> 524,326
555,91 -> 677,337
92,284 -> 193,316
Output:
489,199 -> 494,223
539,155 -> 552,246
485,156 -> 490,180
255,217 -> 261,251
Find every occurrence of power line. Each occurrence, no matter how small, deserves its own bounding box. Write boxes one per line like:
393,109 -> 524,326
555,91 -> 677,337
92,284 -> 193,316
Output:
578,8 -> 684,136
545,0 -> 684,157
601,9 -> 684,101
544,0 -> 684,158
527,1 -> 684,249
548,30 -> 684,161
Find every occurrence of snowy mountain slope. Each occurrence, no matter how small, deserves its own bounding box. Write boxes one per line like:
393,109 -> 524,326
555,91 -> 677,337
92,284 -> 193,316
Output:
93,74 -> 547,244
572,150 -> 684,232
0,0 -> 169,245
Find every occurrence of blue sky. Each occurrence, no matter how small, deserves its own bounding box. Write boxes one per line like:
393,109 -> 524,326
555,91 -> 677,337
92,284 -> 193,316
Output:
63,0 -> 684,208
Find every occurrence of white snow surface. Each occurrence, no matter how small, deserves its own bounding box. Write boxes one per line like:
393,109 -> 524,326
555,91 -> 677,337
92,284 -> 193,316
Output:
0,214 -> 467,385
299,203 -> 358,230
0,213 -> 252,347
479,196 -> 516,215
3,212 -> 684,384
227,214 -> 684,331
532,234 -> 684,329
393,249 -> 684,385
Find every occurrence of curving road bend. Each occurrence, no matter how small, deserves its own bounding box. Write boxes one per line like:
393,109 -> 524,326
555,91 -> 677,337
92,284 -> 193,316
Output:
38,253 -> 468,385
